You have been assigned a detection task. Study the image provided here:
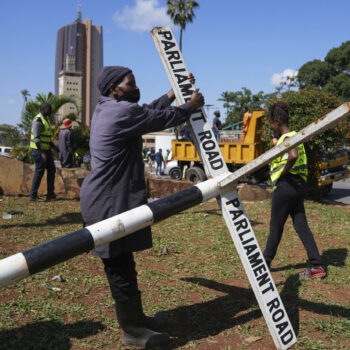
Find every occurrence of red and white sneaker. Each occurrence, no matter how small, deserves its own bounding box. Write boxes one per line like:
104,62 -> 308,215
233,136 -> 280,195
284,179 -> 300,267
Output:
298,266 -> 327,279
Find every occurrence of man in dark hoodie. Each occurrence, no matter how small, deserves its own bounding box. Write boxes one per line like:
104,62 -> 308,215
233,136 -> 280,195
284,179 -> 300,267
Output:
80,66 -> 204,348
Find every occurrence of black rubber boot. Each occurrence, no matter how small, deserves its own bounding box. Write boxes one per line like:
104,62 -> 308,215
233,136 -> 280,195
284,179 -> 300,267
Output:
116,294 -> 169,347
144,312 -> 167,330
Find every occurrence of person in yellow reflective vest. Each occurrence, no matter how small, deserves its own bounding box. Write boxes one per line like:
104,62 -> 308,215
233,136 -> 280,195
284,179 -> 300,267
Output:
29,103 -> 58,202
263,101 -> 326,278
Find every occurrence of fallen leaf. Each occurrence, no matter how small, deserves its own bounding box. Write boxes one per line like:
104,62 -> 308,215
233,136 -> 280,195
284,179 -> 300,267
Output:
245,336 -> 262,343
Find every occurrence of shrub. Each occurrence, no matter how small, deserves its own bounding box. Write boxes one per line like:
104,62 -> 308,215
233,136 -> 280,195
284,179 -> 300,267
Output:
11,145 -> 34,163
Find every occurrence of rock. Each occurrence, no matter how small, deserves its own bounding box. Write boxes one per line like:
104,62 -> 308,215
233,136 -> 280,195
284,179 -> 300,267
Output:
145,174 -> 192,198
0,155 -> 89,199
238,184 -> 272,201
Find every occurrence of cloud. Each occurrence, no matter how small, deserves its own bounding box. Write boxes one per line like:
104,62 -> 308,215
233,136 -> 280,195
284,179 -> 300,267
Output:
7,99 -> 16,104
113,0 -> 173,32
270,69 -> 298,86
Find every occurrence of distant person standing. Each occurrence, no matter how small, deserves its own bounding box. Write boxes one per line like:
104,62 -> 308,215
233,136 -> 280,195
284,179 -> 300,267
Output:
29,103 -> 58,202
212,110 -> 222,141
155,148 -> 164,176
59,118 -> 75,168
147,149 -> 155,172
179,122 -> 192,141
241,107 -> 251,142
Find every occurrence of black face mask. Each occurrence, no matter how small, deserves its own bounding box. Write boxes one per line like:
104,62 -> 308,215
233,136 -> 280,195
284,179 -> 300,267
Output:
119,89 -> 140,103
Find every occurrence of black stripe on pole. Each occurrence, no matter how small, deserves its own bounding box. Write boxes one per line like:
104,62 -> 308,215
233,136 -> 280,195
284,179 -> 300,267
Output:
22,228 -> 94,275
148,186 -> 203,222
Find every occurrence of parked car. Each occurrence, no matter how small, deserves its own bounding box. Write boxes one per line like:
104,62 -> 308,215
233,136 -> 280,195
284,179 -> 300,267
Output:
0,146 -> 12,158
163,151 -> 182,180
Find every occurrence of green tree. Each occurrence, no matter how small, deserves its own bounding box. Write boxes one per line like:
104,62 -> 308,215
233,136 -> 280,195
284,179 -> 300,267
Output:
0,125 -> 22,147
260,90 -> 348,196
219,87 -> 272,126
166,0 -> 199,51
297,41 -> 350,100
18,92 -> 80,143
325,41 -> 350,72
323,72 -> 350,101
297,59 -> 335,89
20,89 -> 31,125
71,123 -> 90,163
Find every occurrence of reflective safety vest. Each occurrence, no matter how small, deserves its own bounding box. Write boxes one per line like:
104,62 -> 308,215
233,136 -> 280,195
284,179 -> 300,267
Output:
30,114 -> 53,150
270,131 -> 308,188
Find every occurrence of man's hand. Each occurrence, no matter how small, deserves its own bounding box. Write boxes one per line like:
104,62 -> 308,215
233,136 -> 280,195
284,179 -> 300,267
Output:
51,143 -> 59,153
167,73 -> 196,102
188,88 -> 204,111
188,72 -> 195,85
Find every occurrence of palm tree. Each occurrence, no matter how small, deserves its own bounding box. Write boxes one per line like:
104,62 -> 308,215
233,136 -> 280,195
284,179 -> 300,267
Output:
18,92 -> 80,143
20,89 -> 31,103
34,92 -> 81,122
167,0 -> 199,51
20,89 -> 31,122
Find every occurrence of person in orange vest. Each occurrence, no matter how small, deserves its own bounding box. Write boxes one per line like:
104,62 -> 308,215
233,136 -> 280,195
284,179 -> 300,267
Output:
241,107 -> 251,142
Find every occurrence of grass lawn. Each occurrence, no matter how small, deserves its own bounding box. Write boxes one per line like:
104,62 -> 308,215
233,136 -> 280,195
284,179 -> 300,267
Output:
0,195 -> 349,349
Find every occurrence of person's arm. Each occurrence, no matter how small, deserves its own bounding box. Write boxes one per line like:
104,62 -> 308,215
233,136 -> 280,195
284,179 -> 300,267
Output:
118,89 -> 204,139
32,119 -> 43,150
32,119 -> 51,163
50,141 -> 59,153
145,94 -> 172,110
280,141 -> 298,177
66,131 -> 74,154
213,118 -> 219,131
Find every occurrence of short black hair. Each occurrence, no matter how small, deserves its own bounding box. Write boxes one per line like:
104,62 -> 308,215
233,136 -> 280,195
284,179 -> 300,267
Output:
40,103 -> 52,113
268,101 -> 290,125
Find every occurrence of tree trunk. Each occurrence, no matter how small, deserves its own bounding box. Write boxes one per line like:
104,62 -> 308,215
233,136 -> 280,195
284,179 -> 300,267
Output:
179,29 -> 183,52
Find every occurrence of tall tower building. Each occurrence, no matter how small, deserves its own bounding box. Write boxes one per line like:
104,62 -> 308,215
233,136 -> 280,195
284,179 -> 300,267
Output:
55,12 -> 103,125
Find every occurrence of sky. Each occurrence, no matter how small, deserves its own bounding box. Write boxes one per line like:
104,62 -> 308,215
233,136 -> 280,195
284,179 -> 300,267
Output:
0,0 -> 349,126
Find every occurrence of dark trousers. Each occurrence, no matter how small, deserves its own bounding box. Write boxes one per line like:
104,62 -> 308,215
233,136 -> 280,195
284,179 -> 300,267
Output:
156,161 -> 162,175
102,252 -> 140,302
29,149 -> 56,198
60,152 -> 74,168
263,175 -> 322,267
212,127 -> 221,142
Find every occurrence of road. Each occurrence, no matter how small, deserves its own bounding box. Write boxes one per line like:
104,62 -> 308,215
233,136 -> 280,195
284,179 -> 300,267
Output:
323,177 -> 350,206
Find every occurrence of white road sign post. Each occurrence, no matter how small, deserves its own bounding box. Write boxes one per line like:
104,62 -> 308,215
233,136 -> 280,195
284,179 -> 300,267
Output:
151,26 -> 297,349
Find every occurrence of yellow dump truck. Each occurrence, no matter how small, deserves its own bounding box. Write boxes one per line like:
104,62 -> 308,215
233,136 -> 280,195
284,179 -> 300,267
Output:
171,111 -> 268,183
170,110 -> 349,187
316,148 -> 350,192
